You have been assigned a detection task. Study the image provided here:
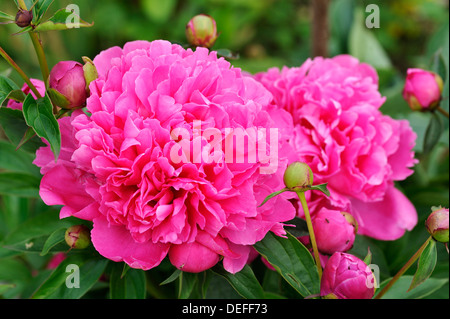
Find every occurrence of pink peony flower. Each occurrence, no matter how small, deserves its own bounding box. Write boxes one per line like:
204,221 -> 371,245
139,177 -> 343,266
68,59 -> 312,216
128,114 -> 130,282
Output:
49,61 -> 87,109
312,208 -> 357,255
403,68 -> 443,111
320,252 -> 375,299
255,55 -> 418,240
7,78 -> 46,110
34,40 -> 295,273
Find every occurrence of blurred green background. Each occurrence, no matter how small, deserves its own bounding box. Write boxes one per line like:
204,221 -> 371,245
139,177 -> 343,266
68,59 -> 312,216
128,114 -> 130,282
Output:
0,0 -> 449,299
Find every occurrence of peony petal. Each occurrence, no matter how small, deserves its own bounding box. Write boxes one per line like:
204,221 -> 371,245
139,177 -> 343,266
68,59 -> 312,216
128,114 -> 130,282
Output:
91,217 -> 170,270
351,187 -> 417,240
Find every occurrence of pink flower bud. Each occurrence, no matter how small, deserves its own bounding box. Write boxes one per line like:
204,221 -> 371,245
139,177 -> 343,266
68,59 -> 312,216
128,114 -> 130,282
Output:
185,14 -> 218,48
49,61 -> 87,109
65,225 -> 91,249
320,252 -> 375,299
15,9 -> 33,28
312,208 -> 357,255
402,68 -> 444,111
425,207 -> 449,243
283,161 -> 313,190
169,241 -> 220,273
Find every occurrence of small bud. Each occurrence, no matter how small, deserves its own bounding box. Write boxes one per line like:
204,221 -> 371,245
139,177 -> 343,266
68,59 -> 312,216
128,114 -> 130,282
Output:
185,14 -> 218,48
65,225 -> 91,249
283,161 -> 313,190
15,9 -> 33,28
49,61 -> 87,109
425,207 -> 449,243
312,209 -> 357,255
82,56 -> 98,94
320,252 -> 375,299
403,68 -> 444,112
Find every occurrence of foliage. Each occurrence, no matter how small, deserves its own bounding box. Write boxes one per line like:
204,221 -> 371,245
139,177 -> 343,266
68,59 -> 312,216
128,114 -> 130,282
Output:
0,0 -> 448,300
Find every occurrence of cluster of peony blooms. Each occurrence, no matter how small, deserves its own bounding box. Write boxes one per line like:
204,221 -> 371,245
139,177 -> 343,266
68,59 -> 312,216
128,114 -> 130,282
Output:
255,56 -> 419,240
10,15 -> 435,293
10,37 -> 422,278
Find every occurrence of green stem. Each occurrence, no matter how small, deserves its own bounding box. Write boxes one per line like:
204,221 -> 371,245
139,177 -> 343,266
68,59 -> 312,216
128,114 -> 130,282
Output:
374,236 -> 432,299
17,0 -> 50,85
0,46 -> 42,98
29,32 -> 50,85
297,190 -> 322,279
437,106 -> 449,119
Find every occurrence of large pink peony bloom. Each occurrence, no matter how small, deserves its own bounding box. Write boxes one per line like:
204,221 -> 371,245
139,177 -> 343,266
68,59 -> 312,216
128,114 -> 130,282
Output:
255,55 -> 418,240
34,40 -> 295,273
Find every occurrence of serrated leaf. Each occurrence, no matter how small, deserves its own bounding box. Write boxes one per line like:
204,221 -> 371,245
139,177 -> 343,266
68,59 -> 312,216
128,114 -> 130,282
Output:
34,8 -> 93,32
22,93 -> 60,161
408,239 -> 437,292
254,231 -> 320,297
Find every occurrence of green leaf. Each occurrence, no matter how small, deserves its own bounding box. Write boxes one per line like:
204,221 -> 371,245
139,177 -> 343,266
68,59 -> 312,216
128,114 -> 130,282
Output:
160,268 -> 182,286
1,210 -> 73,249
0,75 -> 24,106
0,140 -> 40,176
309,183 -> 330,197
253,231 -> 320,297
363,247 -> 372,266
0,172 -> 40,197
22,93 -> 60,161
178,272 -> 198,299
349,9 -> 392,69
109,263 -> 146,299
258,188 -> 289,207
211,264 -> 265,299
34,8 -> 93,32
33,0 -> 55,24
0,11 -> 15,21
40,228 -> 67,256
33,255 -> 108,299
378,275 -> 448,299
423,112 -> 444,154
0,108 -> 45,153
408,239 -> 438,292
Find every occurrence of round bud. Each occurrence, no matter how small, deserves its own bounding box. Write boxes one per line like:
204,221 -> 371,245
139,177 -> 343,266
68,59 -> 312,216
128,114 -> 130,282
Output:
283,161 -> 313,190
65,225 -> 91,249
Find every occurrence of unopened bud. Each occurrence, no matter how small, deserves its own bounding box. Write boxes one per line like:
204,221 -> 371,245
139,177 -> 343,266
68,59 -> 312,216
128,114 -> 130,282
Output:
15,9 -> 33,28
425,207 -> 449,243
403,68 -> 444,112
65,225 -> 91,249
185,14 -> 218,48
48,61 -> 87,109
283,161 -> 313,190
